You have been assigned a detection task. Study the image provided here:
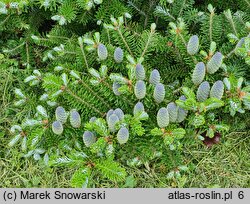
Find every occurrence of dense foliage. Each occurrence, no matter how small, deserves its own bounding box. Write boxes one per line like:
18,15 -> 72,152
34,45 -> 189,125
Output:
0,0 -> 250,187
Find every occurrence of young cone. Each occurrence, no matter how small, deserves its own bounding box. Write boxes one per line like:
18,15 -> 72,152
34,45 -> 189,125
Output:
117,127 -> 129,144
134,80 -> 146,99
153,83 -> 165,103
114,47 -> 123,63
52,121 -> 63,135
197,81 -> 210,102
157,107 -> 169,128
55,106 -> 67,124
149,69 -> 160,85
187,35 -> 199,55
210,80 -> 224,99
70,109 -> 81,128
83,131 -> 96,147
97,43 -> 108,60
192,62 -> 206,85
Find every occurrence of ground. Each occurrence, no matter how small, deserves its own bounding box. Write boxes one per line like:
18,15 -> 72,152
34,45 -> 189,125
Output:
0,131 -> 249,187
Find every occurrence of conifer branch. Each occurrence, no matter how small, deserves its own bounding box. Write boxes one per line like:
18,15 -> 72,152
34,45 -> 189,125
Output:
102,80 -> 133,106
144,16 -> 149,30
0,14 -> 10,26
106,29 -> 111,45
225,33 -> 249,58
128,1 -> 146,17
226,48 -> 235,58
172,45 -> 186,70
243,0 -> 250,8
178,0 -> 186,18
35,37 -> 50,42
79,80 -> 112,109
178,32 -> 197,64
78,40 -> 89,70
64,51 -> 77,55
155,6 -> 175,21
140,30 -> 154,59
209,12 -> 214,42
117,28 -> 134,58
178,32 -> 187,47
25,42 -> 30,68
3,42 -> 25,53
65,88 -> 104,116
226,15 -> 238,36
47,35 -> 70,40
144,0 -> 155,29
